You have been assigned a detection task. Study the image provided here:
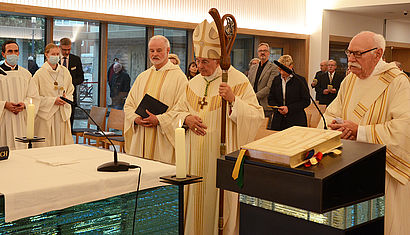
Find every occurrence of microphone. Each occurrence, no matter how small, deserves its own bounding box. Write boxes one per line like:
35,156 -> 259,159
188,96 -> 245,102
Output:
273,60 -> 327,129
60,96 -> 131,171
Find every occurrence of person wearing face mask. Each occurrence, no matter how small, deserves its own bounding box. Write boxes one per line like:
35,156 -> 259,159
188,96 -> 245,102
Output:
123,35 -> 188,164
32,43 -> 74,147
0,40 -> 40,149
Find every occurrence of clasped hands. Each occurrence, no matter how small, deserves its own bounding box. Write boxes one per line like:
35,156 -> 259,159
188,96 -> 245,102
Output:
323,88 -> 337,94
328,119 -> 358,140
5,101 -> 25,115
134,110 -> 159,127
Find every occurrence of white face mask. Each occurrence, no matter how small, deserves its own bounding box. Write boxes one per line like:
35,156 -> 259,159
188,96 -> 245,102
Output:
48,55 -> 59,65
6,54 -> 19,66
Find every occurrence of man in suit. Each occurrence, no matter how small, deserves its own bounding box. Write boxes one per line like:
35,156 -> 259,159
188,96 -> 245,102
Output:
315,59 -> 344,106
59,38 -> 84,130
312,60 -> 328,101
248,42 -> 278,119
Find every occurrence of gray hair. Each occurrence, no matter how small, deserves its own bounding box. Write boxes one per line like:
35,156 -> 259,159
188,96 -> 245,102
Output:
258,42 -> 270,51
328,59 -> 337,65
149,35 -> 170,48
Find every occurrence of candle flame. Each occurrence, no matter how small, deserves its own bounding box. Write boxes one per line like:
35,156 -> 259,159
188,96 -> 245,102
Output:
30,98 -> 32,104
179,119 -> 182,128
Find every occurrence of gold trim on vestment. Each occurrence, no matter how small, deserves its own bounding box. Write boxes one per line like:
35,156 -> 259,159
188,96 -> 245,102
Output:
186,82 -> 249,113
342,74 -> 356,120
142,69 -> 168,159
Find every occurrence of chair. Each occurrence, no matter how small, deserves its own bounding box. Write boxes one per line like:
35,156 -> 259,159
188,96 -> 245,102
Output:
304,101 -> 327,128
254,117 -> 276,140
72,106 -> 108,144
83,108 -> 122,149
102,109 -> 126,152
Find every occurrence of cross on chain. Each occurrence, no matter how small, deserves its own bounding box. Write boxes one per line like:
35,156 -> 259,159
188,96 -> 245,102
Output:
198,97 -> 208,109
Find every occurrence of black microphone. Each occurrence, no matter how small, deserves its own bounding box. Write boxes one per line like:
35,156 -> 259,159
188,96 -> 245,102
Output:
273,60 -> 327,129
60,96 -> 131,171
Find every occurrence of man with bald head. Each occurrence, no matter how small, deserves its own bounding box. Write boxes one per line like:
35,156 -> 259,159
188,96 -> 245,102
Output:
123,35 -> 188,164
319,31 -> 410,235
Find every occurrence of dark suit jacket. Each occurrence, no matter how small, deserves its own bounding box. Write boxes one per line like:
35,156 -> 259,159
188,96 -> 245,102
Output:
314,72 -> 344,106
247,61 -> 278,110
62,54 -> 84,104
268,74 -> 310,131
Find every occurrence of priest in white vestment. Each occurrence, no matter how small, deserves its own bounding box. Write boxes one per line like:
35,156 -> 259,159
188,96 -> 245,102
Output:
319,31 -> 410,235
33,43 -> 74,147
0,40 -> 40,149
163,20 -> 264,235
124,35 -> 188,164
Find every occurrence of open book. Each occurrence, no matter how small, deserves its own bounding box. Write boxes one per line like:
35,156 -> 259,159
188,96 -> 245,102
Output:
242,126 -> 342,168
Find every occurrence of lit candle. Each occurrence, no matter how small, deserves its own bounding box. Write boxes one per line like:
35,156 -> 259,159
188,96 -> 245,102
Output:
27,98 -> 35,139
175,119 -> 186,178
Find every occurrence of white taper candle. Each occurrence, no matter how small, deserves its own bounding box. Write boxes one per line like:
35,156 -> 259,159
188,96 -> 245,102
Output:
175,119 -> 186,178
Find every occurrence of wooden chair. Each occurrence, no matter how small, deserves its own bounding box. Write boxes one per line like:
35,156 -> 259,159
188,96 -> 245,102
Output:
254,117 -> 276,140
72,106 -> 108,144
83,108 -> 122,148
102,109 -> 126,152
304,102 -> 327,128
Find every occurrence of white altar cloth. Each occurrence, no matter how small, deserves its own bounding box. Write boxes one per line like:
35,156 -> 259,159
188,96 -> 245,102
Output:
0,144 -> 176,222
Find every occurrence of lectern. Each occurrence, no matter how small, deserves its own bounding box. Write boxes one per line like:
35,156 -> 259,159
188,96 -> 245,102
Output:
217,140 -> 386,234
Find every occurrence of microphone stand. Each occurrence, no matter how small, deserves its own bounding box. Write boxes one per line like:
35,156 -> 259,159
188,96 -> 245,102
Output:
273,60 -> 327,129
60,96 -> 130,172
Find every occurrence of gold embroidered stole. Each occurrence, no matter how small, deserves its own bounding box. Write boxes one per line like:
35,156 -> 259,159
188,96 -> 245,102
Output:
343,68 -> 409,182
142,69 -> 168,159
186,81 -> 248,113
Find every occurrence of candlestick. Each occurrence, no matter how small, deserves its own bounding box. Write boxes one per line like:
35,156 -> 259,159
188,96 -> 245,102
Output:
27,98 -> 35,139
175,119 -> 186,178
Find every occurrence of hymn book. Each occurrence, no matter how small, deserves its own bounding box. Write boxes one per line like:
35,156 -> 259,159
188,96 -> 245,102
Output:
242,126 -> 342,168
135,94 -> 169,118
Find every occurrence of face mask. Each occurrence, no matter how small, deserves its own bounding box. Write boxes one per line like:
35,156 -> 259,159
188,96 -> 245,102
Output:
48,55 -> 59,65
6,54 -> 19,66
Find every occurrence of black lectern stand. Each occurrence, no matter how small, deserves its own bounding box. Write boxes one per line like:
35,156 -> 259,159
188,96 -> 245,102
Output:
217,140 -> 386,234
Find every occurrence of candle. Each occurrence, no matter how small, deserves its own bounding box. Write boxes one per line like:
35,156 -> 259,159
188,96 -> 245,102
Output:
27,98 -> 35,139
175,119 -> 186,178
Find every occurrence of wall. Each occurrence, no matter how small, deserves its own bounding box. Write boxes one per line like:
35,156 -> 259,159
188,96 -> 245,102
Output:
386,20 -> 410,44
327,10 -> 384,37
0,0 -> 308,34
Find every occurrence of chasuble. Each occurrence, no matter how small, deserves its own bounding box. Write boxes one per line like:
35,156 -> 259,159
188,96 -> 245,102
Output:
164,66 -> 264,235
319,61 -> 410,235
124,61 -> 188,164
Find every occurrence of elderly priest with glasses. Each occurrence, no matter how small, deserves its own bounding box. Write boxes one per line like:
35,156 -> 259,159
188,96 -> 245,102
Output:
319,31 -> 410,235
164,20 -> 264,234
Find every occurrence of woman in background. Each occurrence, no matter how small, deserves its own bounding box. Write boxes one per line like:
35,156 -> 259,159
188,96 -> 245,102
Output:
268,55 -> 310,131
33,43 -> 74,147
186,61 -> 199,80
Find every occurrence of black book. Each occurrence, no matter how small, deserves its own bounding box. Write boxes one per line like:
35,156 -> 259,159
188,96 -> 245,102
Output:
135,94 -> 168,118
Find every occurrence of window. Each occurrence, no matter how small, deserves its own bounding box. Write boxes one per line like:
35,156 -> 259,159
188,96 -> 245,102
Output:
230,34 -> 254,73
154,27 -> 187,72
0,14 -> 46,74
107,24 -> 146,109
269,48 -> 283,62
53,19 -> 100,110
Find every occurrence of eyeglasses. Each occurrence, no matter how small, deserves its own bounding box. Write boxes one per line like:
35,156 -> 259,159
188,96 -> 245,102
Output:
345,47 -> 377,58
258,49 -> 269,53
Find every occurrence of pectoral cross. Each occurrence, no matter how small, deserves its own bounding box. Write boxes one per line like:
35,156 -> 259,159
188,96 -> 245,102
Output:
198,97 -> 208,109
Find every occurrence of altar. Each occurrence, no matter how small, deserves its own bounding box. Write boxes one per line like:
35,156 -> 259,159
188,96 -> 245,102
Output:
0,144 -> 178,234
217,140 -> 386,234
